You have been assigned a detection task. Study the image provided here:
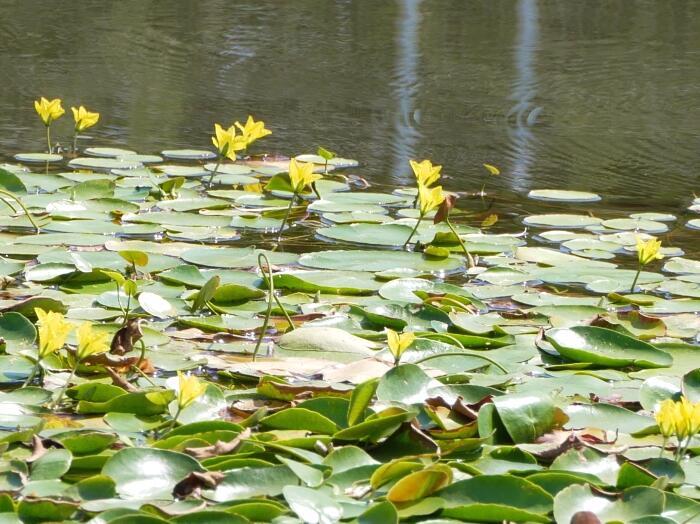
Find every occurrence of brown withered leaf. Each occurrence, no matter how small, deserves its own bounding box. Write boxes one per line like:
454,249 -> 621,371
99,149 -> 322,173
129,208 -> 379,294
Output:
173,471 -> 225,499
184,428 -> 252,460
26,435 -> 63,463
433,194 -> 456,224
110,318 -> 143,355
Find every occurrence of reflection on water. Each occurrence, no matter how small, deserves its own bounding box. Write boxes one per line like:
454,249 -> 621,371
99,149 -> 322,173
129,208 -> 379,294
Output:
391,0 -> 422,181
508,0 -> 539,191
0,0 -> 699,209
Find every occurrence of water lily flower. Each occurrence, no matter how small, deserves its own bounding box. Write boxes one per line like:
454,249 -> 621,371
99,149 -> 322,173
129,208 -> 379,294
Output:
386,328 -> 416,365
655,396 -> 700,460
404,183 -> 446,247
631,236 -> 663,292
76,322 -> 110,361
72,106 -> 100,132
410,159 -> 441,187
636,236 -> 663,266
35,97 -> 65,126
208,123 -> 247,186
656,399 -> 677,438
177,371 -> 207,410
71,105 -> 100,152
289,158 -> 322,193
34,97 -> 65,153
235,115 -> 272,147
35,308 -> 73,360
418,183 -> 446,216
277,158 -> 323,241
211,123 -> 245,161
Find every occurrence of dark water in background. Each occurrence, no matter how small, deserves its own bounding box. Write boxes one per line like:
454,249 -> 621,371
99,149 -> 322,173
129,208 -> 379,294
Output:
1,0 -> 699,210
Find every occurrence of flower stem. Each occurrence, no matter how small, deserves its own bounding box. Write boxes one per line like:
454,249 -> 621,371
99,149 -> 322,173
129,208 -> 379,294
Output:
446,218 -> 475,268
277,192 -> 297,242
72,131 -> 78,154
52,361 -> 79,409
403,213 -> 424,248
46,126 -> 52,154
207,158 -> 221,188
23,359 -> 42,387
168,406 -> 182,431
253,254 -> 275,362
0,190 -> 41,234
630,265 -> 642,293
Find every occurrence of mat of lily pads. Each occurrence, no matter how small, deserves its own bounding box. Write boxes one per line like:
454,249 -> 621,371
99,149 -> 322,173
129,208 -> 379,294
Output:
1,120 -> 700,524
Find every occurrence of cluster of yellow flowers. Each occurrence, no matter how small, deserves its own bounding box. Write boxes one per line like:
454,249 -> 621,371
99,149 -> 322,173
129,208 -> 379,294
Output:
34,97 -> 100,153
655,397 -> 700,458
35,308 -> 109,362
211,116 -> 271,161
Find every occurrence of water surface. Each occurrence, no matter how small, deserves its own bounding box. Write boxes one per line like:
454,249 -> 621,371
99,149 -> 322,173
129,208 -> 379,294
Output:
1,0 -> 699,210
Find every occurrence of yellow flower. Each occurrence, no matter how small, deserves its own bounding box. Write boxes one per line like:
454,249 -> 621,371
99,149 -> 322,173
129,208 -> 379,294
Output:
76,322 -> 110,361
386,329 -> 416,362
418,183 -> 445,216
71,106 -> 100,132
636,236 -> 663,266
410,159 -> 441,187
235,115 -> 272,147
177,372 -> 207,410
656,399 -> 677,438
211,123 -> 246,161
289,158 -> 322,193
35,308 -> 73,360
34,97 -> 65,126
692,402 -> 700,436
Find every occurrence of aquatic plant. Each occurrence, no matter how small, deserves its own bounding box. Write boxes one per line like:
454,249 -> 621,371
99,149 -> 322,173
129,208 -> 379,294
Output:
34,97 -> 64,153
0,100 -> 699,522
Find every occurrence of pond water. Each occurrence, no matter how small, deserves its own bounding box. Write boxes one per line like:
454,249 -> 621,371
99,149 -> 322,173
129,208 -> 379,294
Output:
1,0 -> 699,208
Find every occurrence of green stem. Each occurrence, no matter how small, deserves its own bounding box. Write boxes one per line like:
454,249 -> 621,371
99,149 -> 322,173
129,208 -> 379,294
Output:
446,218 -> 475,268
121,291 -> 132,328
418,332 -> 465,349
0,190 -> 41,234
72,131 -> 78,154
207,158 -> 222,188
277,192 -> 297,242
136,339 -> 147,369
630,265 -> 642,294
403,213 -> 424,248
423,296 -> 471,312
52,361 -> 79,409
253,254 -> 275,361
46,125 -> 52,154
168,406 -> 183,431
23,358 -> 42,387
257,254 -> 295,331
414,351 -> 508,374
